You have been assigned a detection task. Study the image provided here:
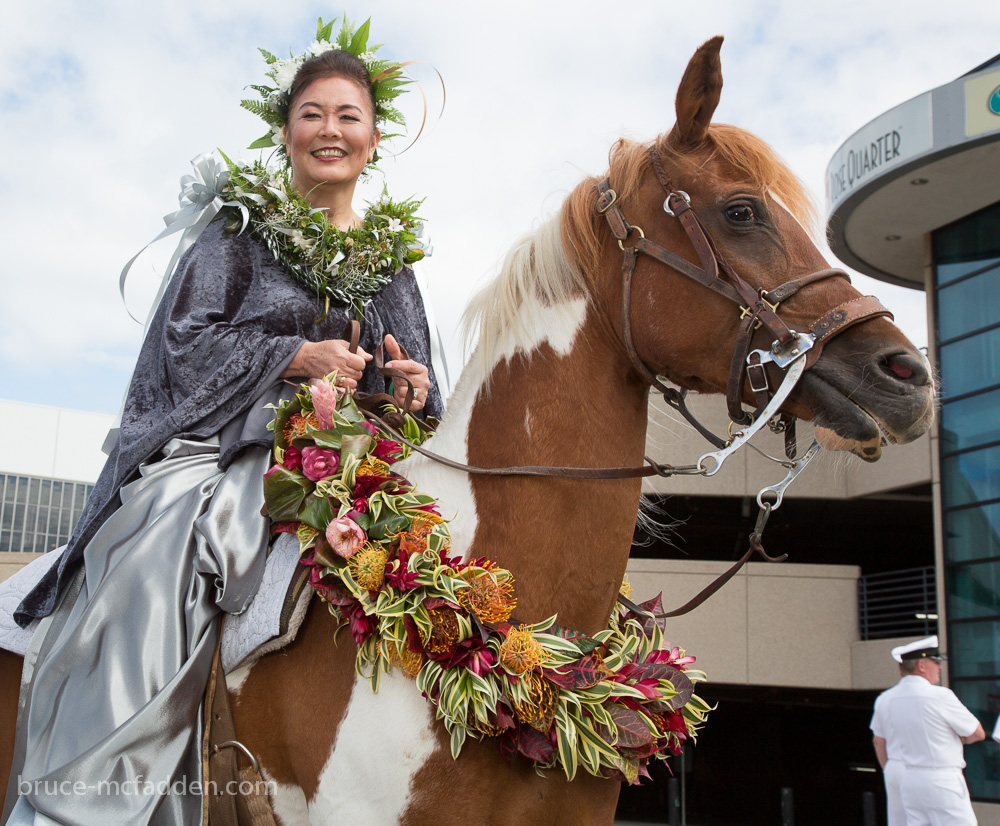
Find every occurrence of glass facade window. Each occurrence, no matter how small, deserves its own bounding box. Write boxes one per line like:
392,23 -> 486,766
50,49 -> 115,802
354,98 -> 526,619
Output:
945,504 -> 1000,564
935,200 -> 1000,802
938,327 -> 1000,400
940,387 -> 1000,454
937,264 -> 1000,342
0,472 -> 93,554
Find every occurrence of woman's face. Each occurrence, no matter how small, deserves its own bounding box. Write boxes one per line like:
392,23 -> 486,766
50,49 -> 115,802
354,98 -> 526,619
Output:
284,76 -> 380,202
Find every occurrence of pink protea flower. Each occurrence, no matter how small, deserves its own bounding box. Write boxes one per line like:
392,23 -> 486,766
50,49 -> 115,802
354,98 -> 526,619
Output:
301,446 -> 340,481
326,516 -> 366,558
282,445 -> 303,471
309,378 -> 342,430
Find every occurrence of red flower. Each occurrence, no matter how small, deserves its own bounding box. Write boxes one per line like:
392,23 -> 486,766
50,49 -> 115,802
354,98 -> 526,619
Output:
372,439 -> 403,463
301,446 -> 341,481
282,446 -> 303,471
384,547 -> 420,591
441,636 -> 497,676
345,600 -> 378,645
352,497 -> 369,513
352,475 -> 385,501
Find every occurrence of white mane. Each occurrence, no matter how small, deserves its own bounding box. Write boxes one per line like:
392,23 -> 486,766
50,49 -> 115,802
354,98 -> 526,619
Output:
460,215 -> 589,386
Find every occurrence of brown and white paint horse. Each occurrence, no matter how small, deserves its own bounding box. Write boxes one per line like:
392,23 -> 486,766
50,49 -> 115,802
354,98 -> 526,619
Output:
1,37 -> 934,825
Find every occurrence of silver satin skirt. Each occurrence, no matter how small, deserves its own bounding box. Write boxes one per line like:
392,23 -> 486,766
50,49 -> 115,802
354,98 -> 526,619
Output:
7,438 -> 270,826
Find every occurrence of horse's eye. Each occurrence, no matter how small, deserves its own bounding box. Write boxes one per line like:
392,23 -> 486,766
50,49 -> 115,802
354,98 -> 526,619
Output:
726,204 -> 756,223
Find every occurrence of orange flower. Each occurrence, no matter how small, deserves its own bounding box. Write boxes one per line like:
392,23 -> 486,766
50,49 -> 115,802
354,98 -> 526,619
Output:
397,517 -> 438,552
283,412 -> 319,442
356,457 -> 391,478
348,543 -> 388,591
423,606 -> 461,655
514,671 -> 559,733
619,575 -> 634,600
457,566 -> 516,624
386,642 -> 423,678
498,625 -> 548,674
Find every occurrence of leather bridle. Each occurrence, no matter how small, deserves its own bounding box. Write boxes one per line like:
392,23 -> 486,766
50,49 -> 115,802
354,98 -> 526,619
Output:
344,146 -> 897,616
597,145 -> 893,460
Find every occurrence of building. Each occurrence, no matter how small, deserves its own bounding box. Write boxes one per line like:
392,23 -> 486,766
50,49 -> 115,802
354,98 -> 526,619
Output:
825,52 -> 1000,816
0,400 -> 111,581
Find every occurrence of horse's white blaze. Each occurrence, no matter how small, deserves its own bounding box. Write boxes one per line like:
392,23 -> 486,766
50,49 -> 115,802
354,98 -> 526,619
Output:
310,671 -> 438,825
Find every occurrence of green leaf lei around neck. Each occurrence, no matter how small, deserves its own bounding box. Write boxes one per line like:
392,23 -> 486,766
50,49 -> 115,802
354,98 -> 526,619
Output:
221,157 -> 424,314
263,376 -> 712,784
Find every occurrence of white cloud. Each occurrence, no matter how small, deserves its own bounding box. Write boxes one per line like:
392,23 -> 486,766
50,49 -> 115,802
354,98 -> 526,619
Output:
3,0 -> 997,412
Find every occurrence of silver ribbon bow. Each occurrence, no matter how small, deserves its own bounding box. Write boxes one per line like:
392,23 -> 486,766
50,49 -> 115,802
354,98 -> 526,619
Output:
119,153 -> 247,326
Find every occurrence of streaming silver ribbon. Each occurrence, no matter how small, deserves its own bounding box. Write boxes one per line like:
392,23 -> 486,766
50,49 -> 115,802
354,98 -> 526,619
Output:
119,153 -> 248,326
106,154 -> 247,452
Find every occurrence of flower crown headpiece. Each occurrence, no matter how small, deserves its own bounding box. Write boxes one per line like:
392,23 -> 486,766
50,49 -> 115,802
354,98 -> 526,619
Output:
241,16 -> 410,167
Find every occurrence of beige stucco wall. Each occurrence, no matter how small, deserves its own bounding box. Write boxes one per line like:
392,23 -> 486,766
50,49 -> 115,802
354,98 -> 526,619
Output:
0,552 -> 43,584
626,559 -> 933,691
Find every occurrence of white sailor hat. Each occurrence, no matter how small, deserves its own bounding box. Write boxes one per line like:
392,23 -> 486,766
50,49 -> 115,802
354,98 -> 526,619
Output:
891,636 -> 945,663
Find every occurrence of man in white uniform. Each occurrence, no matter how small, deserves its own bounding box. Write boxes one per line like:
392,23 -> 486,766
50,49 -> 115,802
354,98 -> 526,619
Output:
871,636 -> 985,826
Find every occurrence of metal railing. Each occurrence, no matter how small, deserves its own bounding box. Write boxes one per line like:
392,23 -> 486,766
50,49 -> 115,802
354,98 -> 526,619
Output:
858,566 -> 937,640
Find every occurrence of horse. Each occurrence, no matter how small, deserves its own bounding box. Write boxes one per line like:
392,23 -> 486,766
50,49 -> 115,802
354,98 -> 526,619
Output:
1,36 -> 934,826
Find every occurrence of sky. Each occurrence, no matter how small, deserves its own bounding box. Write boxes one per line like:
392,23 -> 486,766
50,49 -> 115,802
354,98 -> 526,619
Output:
2,0 -> 998,414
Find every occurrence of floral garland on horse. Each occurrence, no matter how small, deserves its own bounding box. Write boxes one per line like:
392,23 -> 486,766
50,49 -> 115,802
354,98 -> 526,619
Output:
262,375 -> 711,784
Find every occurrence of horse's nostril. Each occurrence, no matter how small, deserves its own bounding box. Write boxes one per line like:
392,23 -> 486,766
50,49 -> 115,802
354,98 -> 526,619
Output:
887,359 -> 913,380
879,352 -> 928,386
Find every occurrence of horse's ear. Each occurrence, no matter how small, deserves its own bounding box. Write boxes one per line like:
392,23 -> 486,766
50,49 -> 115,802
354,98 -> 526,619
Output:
670,36 -> 724,148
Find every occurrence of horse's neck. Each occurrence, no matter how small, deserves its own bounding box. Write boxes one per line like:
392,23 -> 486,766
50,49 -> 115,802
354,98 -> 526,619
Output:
409,300 -> 649,634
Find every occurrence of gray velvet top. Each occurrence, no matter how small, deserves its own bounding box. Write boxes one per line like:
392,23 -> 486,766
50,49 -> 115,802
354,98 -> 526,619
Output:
15,215 -> 442,626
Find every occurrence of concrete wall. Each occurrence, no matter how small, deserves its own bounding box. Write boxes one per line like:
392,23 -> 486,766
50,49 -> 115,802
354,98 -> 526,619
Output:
626,558 -> 922,691
0,552 -> 42,584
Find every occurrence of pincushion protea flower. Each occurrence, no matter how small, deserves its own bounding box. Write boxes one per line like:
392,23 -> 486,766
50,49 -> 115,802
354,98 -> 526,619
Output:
457,565 -> 516,624
357,457 -> 391,478
385,641 -> 423,678
349,543 -> 388,591
514,670 -> 559,733
424,606 -> 461,655
499,625 -> 548,674
283,412 -> 319,442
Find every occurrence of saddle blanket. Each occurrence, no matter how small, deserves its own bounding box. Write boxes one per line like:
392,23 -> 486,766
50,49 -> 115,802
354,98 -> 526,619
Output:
0,534 -> 310,673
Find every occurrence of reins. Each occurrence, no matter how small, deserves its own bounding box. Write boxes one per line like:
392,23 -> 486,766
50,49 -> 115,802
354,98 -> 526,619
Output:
344,145 -> 894,618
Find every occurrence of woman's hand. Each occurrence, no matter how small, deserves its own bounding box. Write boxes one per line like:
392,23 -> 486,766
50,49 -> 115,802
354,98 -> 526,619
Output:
282,339 -> 372,391
384,334 -> 430,412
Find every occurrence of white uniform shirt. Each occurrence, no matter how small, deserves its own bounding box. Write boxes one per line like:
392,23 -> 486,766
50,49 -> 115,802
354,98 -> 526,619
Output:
870,675 -> 980,768
871,680 -> 905,762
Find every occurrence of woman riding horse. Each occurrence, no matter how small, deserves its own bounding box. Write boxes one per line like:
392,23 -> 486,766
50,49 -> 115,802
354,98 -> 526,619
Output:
2,31 -> 936,826
5,18 -> 441,826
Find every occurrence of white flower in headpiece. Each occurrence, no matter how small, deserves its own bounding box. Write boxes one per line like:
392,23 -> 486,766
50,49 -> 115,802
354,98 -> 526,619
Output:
359,51 -> 377,64
270,124 -> 286,146
385,218 -> 404,233
270,58 -> 303,93
309,40 -> 335,57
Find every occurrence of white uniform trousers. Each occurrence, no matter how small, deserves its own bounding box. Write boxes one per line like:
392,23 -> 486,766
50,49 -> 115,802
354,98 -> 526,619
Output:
884,759 -> 906,826
901,766 -> 977,826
